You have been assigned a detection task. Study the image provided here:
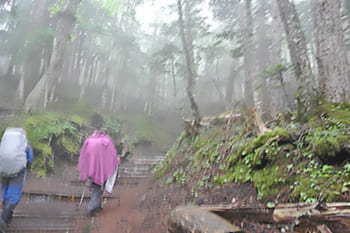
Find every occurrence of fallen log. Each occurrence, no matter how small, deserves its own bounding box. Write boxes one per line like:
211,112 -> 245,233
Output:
202,204 -> 274,224
272,202 -> 350,227
272,203 -> 350,232
199,203 -> 350,233
184,113 -> 242,127
168,205 -> 243,233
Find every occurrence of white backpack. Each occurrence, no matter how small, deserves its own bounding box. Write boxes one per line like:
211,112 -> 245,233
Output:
0,128 -> 28,177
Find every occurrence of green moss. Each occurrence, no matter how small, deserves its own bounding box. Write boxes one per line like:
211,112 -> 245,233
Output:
271,127 -> 291,142
253,165 -> 290,200
224,160 -> 253,183
318,102 -> 350,125
252,127 -> 290,148
305,106 -> 350,159
252,134 -> 270,148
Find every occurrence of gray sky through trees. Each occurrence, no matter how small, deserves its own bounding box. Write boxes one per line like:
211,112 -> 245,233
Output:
136,0 -> 217,33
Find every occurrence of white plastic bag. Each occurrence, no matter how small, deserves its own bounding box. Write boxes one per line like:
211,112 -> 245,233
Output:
105,165 -> 119,193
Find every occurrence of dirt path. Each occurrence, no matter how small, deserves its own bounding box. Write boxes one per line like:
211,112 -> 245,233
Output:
9,144 -> 262,233
73,178 -> 262,233
74,180 -> 154,233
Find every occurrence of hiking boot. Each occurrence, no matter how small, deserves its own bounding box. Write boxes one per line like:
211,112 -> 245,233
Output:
0,217 -> 7,233
1,203 -> 14,225
86,206 -> 103,217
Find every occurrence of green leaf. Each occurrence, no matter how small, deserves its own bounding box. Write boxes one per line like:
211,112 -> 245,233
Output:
267,202 -> 275,208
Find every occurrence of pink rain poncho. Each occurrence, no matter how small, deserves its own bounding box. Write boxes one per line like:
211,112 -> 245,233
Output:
78,132 -> 120,186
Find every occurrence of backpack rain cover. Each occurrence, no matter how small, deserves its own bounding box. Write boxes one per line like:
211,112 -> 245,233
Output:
0,127 -> 28,177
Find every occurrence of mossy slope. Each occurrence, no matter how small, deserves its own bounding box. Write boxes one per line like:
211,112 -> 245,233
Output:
154,103 -> 350,203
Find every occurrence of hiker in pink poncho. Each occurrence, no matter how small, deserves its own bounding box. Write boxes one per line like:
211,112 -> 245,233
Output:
78,114 -> 120,216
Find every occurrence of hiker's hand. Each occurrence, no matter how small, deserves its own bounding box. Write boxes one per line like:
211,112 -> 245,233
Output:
86,177 -> 92,187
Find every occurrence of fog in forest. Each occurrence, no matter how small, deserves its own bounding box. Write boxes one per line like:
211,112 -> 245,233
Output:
0,0 -> 349,131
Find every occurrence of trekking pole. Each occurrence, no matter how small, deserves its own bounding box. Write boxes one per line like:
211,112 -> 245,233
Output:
78,185 -> 86,210
78,178 -> 91,210
115,165 -> 120,190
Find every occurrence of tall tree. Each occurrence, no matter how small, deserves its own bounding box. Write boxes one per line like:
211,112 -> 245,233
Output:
24,0 -> 82,111
209,0 -> 246,109
256,0 -> 270,114
17,0 -> 50,102
344,0 -> 350,47
177,0 -> 201,126
145,27 -> 162,116
311,0 -> 350,103
153,43 -> 181,109
269,0 -> 284,115
242,0 -> 255,108
209,0 -> 241,109
276,0 -> 318,121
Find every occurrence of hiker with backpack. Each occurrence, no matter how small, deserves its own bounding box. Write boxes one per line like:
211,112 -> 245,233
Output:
78,114 -> 120,216
0,127 -> 33,231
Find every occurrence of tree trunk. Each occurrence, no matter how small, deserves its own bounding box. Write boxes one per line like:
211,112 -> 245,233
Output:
177,0 -> 201,127
225,62 -> 235,110
344,0 -> 350,58
17,0 -> 48,103
272,202 -> 350,231
170,59 -> 180,109
73,30 -> 84,82
242,0 -> 255,108
269,0 -> 284,116
311,0 -> 350,103
256,0 -> 270,116
24,0 -> 82,111
213,59 -> 225,105
145,69 -> 157,116
276,0 -> 318,121
79,53 -> 94,102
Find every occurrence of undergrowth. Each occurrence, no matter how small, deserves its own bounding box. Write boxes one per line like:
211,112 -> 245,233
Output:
23,112 -> 84,177
1,111 -> 122,177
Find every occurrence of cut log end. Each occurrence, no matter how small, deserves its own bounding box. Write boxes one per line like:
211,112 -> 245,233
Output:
168,205 -> 244,233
